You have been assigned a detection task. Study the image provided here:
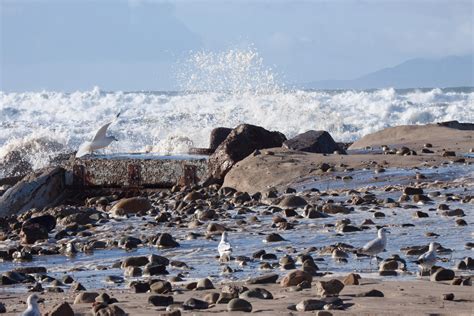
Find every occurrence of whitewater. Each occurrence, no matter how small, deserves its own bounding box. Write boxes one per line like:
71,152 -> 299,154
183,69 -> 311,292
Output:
1,49 -> 473,174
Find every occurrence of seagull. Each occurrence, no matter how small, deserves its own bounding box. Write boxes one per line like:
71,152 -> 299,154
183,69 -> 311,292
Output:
75,112 -> 120,158
21,294 -> 41,316
217,232 -> 232,259
358,227 -> 389,268
414,242 -> 440,276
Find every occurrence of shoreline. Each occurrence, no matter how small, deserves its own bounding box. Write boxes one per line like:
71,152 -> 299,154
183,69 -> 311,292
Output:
0,122 -> 473,315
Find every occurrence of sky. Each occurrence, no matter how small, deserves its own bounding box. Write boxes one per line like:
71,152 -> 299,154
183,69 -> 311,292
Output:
1,0 -> 473,92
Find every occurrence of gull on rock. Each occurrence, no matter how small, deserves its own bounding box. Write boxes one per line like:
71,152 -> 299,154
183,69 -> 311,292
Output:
21,294 -> 41,316
414,242 -> 440,276
218,232 -> 232,259
75,112 -> 120,157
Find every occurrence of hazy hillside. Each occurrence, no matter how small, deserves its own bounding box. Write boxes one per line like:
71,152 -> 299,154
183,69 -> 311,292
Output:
305,55 -> 474,89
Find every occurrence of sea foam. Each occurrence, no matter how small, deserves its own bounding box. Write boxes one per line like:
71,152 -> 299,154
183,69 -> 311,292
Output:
1,48 -> 473,174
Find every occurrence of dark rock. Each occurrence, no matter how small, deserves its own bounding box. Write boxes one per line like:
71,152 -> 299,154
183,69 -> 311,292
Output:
403,187 -> 423,195
279,195 -> 307,208
13,267 -> 47,274
356,289 -> 384,297
239,288 -> 273,300
443,293 -> 454,301
130,281 -> 149,293
207,124 -> 286,181
183,298 -> 209,310
25,215 -> 56,232
209,127 -> 233,150
121,256 -> 149,268
155,233 -> 180,248
144,264 -> 168,276
414,211 -> 429,218
124,266 -> 142,277
305,209 -> 327,218
148,295 -> 174,306
46,302 -> 74,316
70,282 -> 86,292
283,130 -> 345,154
0,302 -> 5,313
149,254 -> 170,266
62,275 -> 74,284
28,282 -> 44,292
430,268 -> 455,281
441,209 -> 465,217
20,221 -> 49,244
265,233 -> 285,242
227,298 -> 252,312
246,273 -> 279,284
413,194 -> 431,203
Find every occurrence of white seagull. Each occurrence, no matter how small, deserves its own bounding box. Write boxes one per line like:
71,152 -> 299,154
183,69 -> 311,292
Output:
75,112 -> 120,157
359,227 -> 389,268
21,294 -> 41,316
414,242 -> 440,276
217,232 -> 232,259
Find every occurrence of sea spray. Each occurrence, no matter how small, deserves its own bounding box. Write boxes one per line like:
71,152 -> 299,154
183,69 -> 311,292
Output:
1,49 -> 473,175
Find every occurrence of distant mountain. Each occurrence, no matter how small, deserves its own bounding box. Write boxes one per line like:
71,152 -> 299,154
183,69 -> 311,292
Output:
304,55 -> 474,89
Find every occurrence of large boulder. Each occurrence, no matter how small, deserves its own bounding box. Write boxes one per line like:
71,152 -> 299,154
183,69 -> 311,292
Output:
209,127 -> 233,150
207,124 -> 286,182
0,167 -> 66,217
283,130 -> 344,154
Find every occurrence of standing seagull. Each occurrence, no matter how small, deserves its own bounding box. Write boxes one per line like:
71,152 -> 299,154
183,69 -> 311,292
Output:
21,294 -> 41,316
414,242 -> 440,276
358,227 -> 389,268
218,232 -> 232,259
75,112 -> 120,157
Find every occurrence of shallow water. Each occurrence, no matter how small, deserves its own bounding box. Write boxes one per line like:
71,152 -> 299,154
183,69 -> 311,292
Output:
0,164 -> 472,292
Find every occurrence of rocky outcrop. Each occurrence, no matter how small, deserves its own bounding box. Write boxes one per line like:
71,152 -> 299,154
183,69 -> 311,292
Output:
207,124 -> 286,182
209,127 -> 233,150
0,167 -> 65,217
283,130 -> 345,154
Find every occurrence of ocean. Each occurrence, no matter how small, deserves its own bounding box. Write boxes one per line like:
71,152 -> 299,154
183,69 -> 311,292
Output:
0,86 -> 473,175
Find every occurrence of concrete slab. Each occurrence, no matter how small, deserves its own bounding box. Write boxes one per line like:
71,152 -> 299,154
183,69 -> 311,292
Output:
70,153 -> 208,188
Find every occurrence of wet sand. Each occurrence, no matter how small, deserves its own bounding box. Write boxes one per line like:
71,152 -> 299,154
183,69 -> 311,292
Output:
1,278 -> 473,315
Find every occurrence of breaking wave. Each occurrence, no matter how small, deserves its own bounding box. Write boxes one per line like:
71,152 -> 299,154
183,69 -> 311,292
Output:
1,48 -> 473,175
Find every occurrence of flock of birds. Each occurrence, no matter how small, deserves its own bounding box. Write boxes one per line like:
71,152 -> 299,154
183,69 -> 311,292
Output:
20,228 -> 442,315
218,228 -> 440,275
